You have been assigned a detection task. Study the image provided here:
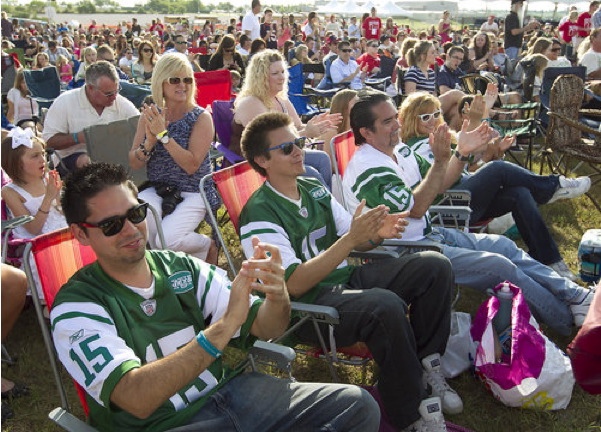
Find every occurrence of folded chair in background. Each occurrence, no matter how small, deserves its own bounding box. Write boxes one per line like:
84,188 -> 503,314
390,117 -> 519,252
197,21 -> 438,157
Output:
22,67 -> 62,115
288,64 -> 328,121
83,115 -> 147,187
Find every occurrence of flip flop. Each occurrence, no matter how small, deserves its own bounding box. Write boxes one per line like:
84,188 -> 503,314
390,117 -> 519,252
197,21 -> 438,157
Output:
1,382 -> 29,400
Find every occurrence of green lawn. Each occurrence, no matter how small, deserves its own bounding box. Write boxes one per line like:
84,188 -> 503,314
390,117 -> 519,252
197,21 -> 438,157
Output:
2,160 -> 600,432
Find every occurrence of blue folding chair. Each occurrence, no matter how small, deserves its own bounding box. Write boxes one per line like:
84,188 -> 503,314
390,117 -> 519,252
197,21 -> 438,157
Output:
22,67 -> 62,115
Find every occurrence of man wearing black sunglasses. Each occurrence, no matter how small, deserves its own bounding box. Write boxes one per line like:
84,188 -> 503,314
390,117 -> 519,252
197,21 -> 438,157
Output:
330,40 -> 367,90
240,112 -> 455,432
52,162 -> 379,431
42,61 -> 139,177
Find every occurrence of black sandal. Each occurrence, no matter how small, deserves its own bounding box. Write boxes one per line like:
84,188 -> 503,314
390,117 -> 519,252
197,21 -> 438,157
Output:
1,382 -> 29,400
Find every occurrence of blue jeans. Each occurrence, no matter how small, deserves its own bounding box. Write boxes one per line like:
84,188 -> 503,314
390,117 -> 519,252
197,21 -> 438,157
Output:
426,227 -> 584,336
168,372 -> 380,432
455,160 -> 561,265
304,149 -> 333,190
505,46 -> 519,60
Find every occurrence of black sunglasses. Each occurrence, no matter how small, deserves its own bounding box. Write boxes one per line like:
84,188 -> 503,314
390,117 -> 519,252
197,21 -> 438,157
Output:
142,48 -> 153,53
267,137 -> 306,155
80,203 -> 148,236
340,48 -> 353,53
167,76 -> 194,85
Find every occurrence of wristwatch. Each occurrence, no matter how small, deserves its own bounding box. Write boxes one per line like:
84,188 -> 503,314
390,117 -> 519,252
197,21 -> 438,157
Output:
454,150 -> 471,162
156,130 -> 169,145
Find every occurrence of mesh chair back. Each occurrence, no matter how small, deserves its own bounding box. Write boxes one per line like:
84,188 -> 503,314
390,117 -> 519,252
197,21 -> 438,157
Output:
22,67 -> 62,112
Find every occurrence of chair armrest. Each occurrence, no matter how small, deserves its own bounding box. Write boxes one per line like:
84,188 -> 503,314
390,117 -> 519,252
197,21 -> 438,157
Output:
248,340 -> 296,372
290,301 -> 339,325
579,108 -> 601,118
549,111 -> 601,137
48,407 -> 97,432
1,215 -> 34,233
381,239 -> 443,253
438,190 -> 471,206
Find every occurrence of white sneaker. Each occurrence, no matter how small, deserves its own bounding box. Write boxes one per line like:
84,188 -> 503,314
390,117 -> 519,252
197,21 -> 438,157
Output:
402,397 -> 447,432
549,260 -> 579,282
422,353 -> 464,415
548,176 -> 591,203
570,287 -> 595,327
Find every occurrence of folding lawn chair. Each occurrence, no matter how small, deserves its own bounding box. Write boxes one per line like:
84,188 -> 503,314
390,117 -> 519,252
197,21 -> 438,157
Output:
211,99 -> 244,167
194,70 -> 232,109
84,115 -> 147,186
22,67 -> 62,115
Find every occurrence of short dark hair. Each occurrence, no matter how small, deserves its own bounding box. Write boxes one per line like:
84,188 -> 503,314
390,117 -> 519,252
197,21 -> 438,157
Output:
61,162 -> 136,225
241,112 -> 292,177
251,0 -> 261,8
350,89 -> 392,145
447,45 -> 464,58
337,41 -> 350,50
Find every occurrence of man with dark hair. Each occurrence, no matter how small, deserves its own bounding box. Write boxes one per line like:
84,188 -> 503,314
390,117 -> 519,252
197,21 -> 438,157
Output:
240,111 -> 459,432
261,8 -> 278,49
42,61 -> 139,176
343,89 -> 594,337
504,0 -> 540,60
52,161 -> 380,431
330,40 -> 366,89
437,45 -> 465,94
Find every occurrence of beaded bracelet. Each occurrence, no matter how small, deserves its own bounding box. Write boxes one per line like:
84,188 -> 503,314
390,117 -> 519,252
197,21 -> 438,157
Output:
37,207 -> 50,215
196,331 -> 222,358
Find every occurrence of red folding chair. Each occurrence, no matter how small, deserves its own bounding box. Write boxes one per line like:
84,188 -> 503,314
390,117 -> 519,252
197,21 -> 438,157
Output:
194,70 -> 232,109
23,228 -> 97,430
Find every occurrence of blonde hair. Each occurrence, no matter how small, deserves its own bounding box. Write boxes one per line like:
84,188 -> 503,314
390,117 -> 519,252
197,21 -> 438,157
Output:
12,68 -> 28,97
400,37 -> 418,60
528,37 -> 552,56
237,49 -> 289,110
529,53 -> 548,78
55,54 -> 69,68
398,92 -> 442,142
151,53 -> 196,109
81,46 -> 97,64
33,52 -> 49,69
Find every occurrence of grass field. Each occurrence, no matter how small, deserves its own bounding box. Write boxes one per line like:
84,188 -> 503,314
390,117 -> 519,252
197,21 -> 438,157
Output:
1,158 -> 600,432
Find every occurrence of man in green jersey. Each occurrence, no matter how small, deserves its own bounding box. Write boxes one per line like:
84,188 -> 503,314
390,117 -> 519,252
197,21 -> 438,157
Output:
239,112 -> 459,432
51,162 -> 379,432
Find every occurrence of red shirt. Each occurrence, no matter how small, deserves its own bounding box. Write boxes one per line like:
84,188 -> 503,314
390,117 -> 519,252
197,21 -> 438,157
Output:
577,12 -> 592,37
357,53 -> 381,74
362,16 -> 382,40
559,20 -> 578,43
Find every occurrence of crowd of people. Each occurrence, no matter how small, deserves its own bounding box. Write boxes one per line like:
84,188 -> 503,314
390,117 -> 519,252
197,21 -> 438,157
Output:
1,2 -> 600,431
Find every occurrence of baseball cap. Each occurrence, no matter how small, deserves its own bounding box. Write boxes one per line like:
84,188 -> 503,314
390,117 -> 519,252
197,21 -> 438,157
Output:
327,35 -> 338,45
380,34 -> 390,42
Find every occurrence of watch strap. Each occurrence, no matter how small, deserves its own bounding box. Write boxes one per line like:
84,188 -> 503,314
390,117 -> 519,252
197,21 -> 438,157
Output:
454,150 -> 471,162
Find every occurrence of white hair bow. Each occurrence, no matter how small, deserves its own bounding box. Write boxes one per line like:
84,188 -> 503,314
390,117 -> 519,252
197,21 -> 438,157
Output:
7,127 -> 35,149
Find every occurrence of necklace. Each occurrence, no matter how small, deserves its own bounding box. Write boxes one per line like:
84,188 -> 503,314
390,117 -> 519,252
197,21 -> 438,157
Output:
274,96 -> 286,113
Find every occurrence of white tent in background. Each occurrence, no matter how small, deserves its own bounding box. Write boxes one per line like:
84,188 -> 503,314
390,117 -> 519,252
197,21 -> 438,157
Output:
363,0 -> 379,12
333,0 -> 369,16
377,1 -> 414,17
317,0 -> 341,14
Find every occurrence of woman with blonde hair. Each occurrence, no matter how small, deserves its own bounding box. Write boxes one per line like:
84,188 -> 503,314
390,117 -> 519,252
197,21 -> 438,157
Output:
404,40 -> 437,94
32,52 -> 50,70
231,49 -> 341,188
129,52 -> 218,264
527,36 -> 552,56
131,40 -> 157,85
74,46 -> 96,81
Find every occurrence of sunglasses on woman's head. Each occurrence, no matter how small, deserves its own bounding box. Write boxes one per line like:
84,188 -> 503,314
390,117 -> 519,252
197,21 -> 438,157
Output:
167,76 -> 194,85
418,110 -> 442,122
267,136 -> 307,155
79,202 -> 148,237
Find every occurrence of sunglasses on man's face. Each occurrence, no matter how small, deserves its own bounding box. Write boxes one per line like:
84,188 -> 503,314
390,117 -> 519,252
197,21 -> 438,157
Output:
340,48 -> 353,53
418,110 -> 442,122
167,76 -> 194,85
80,202 -> 148,237
267,136 -> 307,155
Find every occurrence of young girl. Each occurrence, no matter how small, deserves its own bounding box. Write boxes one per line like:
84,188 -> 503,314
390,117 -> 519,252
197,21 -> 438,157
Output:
74,46 -> 97,82
1,126 -> 67,301
1,126 -> 66,240
56,54 -> 73,90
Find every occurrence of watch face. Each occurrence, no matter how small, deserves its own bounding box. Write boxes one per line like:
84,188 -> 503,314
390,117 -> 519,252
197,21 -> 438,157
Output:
160,135 -> 169,144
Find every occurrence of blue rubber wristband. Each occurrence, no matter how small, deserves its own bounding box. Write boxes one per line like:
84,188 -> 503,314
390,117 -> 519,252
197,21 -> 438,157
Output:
72,132 -> 79,144
196,331 -> 222,358
368,239 -> 383,246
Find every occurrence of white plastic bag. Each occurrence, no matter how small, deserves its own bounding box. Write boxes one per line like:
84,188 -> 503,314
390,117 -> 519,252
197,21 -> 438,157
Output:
441,312 -> 476,378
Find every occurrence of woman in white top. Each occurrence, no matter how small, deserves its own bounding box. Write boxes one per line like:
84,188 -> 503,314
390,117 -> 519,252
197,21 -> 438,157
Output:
6,69 -> 39,125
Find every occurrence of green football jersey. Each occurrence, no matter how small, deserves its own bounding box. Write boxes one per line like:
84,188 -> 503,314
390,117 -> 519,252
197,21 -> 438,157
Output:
51,250 -> 261,432
239,178 -> 355,303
